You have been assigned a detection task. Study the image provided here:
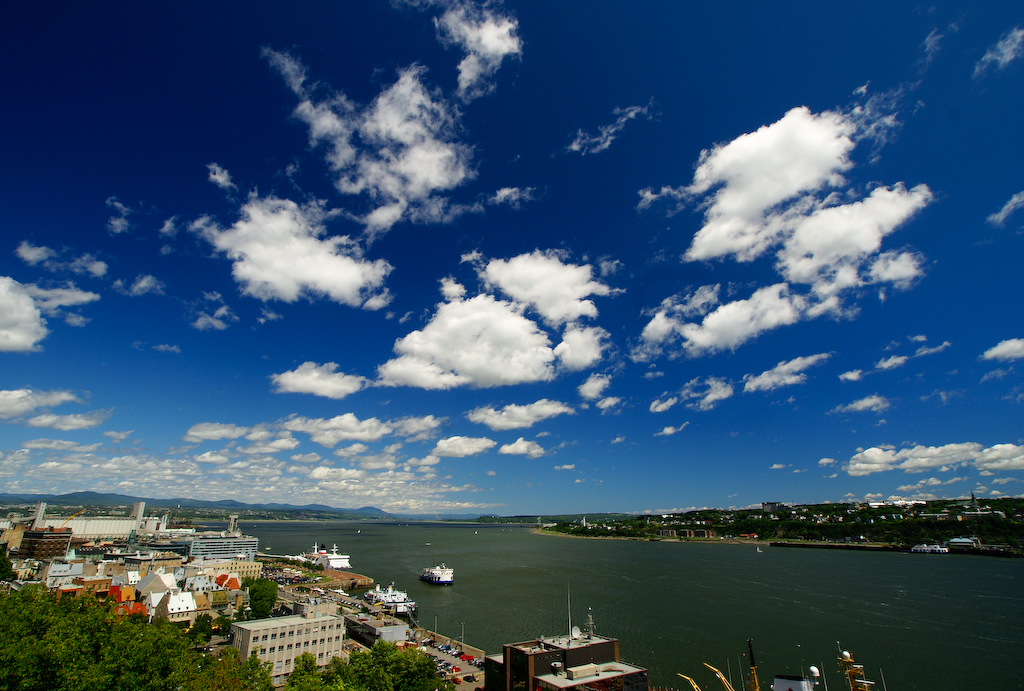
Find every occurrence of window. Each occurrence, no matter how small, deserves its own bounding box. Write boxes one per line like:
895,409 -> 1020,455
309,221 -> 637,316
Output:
288,630 -> 294,637
271,633 -> 277,640
261,635 -> 268,642
270,647 -> 276,654
287,644 -> 293,650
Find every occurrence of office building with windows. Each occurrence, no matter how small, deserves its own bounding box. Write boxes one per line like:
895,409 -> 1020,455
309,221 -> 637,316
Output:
231,610 -> 345,686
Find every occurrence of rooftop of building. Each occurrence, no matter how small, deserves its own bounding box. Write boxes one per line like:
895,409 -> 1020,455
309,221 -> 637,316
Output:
508,632 -> 617,653
232,612 -> 342,631
533,660 -> 647,689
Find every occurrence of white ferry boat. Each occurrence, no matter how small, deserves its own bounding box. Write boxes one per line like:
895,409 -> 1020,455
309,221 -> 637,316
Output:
910,543 -> 949,553
420,563 -> 454,584
364,583 -> 417,614
312,543 -> 351,570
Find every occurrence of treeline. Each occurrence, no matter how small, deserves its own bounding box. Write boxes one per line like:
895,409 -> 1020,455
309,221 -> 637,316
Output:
551,498 -> 1024,549
0,586 -> 451,691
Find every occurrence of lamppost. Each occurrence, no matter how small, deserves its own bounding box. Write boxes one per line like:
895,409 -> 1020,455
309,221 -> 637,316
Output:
461,622 -> 465,651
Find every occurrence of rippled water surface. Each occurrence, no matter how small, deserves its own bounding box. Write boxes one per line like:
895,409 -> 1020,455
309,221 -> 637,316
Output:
237,521 -> 1024,690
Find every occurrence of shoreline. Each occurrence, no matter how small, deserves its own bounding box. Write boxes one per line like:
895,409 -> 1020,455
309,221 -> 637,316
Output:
531,527 -> 766,545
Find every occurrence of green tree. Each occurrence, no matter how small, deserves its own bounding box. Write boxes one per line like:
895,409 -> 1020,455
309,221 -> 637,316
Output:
0,547 -> 16,581
0,585 -> 272,691
243,578 -> 279,620
190,613 -> 214,644
285,652 -> 327,691
189,647 -> 274,691
342,641 -> 451,691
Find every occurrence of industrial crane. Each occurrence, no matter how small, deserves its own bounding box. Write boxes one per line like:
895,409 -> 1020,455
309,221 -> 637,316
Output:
59,509 -> 86,528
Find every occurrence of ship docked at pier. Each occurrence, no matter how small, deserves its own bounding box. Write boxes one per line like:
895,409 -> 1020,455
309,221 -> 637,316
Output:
363,583 -> 416,615
420,563 -> 454,584
310,543 -> 351,570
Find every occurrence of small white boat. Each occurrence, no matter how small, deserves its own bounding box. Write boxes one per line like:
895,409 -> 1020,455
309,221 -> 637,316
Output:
420,563 -> 454,585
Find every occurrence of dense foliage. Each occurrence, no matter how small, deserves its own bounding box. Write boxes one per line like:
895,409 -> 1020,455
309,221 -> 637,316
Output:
284,643 -> 454,691
0,586 -> 272,691
241,578 -> 279,620
0,588 -> 454,691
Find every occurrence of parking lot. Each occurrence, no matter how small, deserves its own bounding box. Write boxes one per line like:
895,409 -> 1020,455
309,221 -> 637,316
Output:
421,640 -> 485,689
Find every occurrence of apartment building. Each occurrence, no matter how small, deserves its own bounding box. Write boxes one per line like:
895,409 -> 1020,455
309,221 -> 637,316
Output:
231,610 -> 345,686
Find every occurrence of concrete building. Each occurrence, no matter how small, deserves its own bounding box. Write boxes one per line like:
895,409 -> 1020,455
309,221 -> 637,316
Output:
189,535 -> 259,561
123,551 -> 183,577
485,630 -> 648,691
344,613 -> 409,647
196,558 -> 262,580
18,527 -> 73,559
232,610 -> 346,687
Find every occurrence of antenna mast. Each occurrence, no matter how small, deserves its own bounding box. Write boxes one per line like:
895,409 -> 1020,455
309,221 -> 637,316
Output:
567,580 -> 572,637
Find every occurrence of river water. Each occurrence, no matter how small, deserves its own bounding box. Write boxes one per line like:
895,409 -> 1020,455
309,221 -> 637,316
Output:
236,520 -> 1023,690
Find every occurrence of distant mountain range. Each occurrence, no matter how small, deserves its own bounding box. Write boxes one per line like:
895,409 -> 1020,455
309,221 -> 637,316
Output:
0,491 -> 390,517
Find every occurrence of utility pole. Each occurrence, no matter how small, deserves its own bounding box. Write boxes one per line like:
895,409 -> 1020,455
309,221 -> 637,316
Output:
461,622 -> 465,650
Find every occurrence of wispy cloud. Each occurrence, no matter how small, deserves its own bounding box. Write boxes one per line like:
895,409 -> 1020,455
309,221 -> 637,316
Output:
567,100 -> 654,155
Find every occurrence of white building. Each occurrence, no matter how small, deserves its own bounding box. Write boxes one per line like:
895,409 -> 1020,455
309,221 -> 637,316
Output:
189,535 -> 259,561
232,610 -> 346,687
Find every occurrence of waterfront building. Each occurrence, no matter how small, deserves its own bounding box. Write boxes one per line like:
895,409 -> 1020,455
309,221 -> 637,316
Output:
485,629 -> 648,691
231,610 -> 346,687
189,535 -> 259,561
344,613 -> 409,647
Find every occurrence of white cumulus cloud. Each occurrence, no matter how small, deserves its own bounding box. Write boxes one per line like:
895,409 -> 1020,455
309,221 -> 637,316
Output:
271,362 -> 367,400
982,338 -> 1024,362
0,388 -> 80,418
184,422 -> 251,442
283,414 -> 392,447
27,409 -> 112,431
637,105 -> 932,359
480,250 -> 613,327
875,355 -> 908,370
842,441 -> 1024,476
681,377 -> 734,411
192,196 -> 392,309
467,399 -> 573,431
265,49 -> 476,235
377,291 -> 554,389
498,437 -> 545,458
578,373 -> 611,401
0,277 -> 49,351
432,435 -> 497,457
207,162 -> 237,191
434,2 -> 522,101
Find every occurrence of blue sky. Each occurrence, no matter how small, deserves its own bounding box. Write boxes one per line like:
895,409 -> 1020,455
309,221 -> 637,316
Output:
2,2 -> 1023,515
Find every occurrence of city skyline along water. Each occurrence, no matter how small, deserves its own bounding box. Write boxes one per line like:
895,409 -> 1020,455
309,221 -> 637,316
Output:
236,520 -> 1023,690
